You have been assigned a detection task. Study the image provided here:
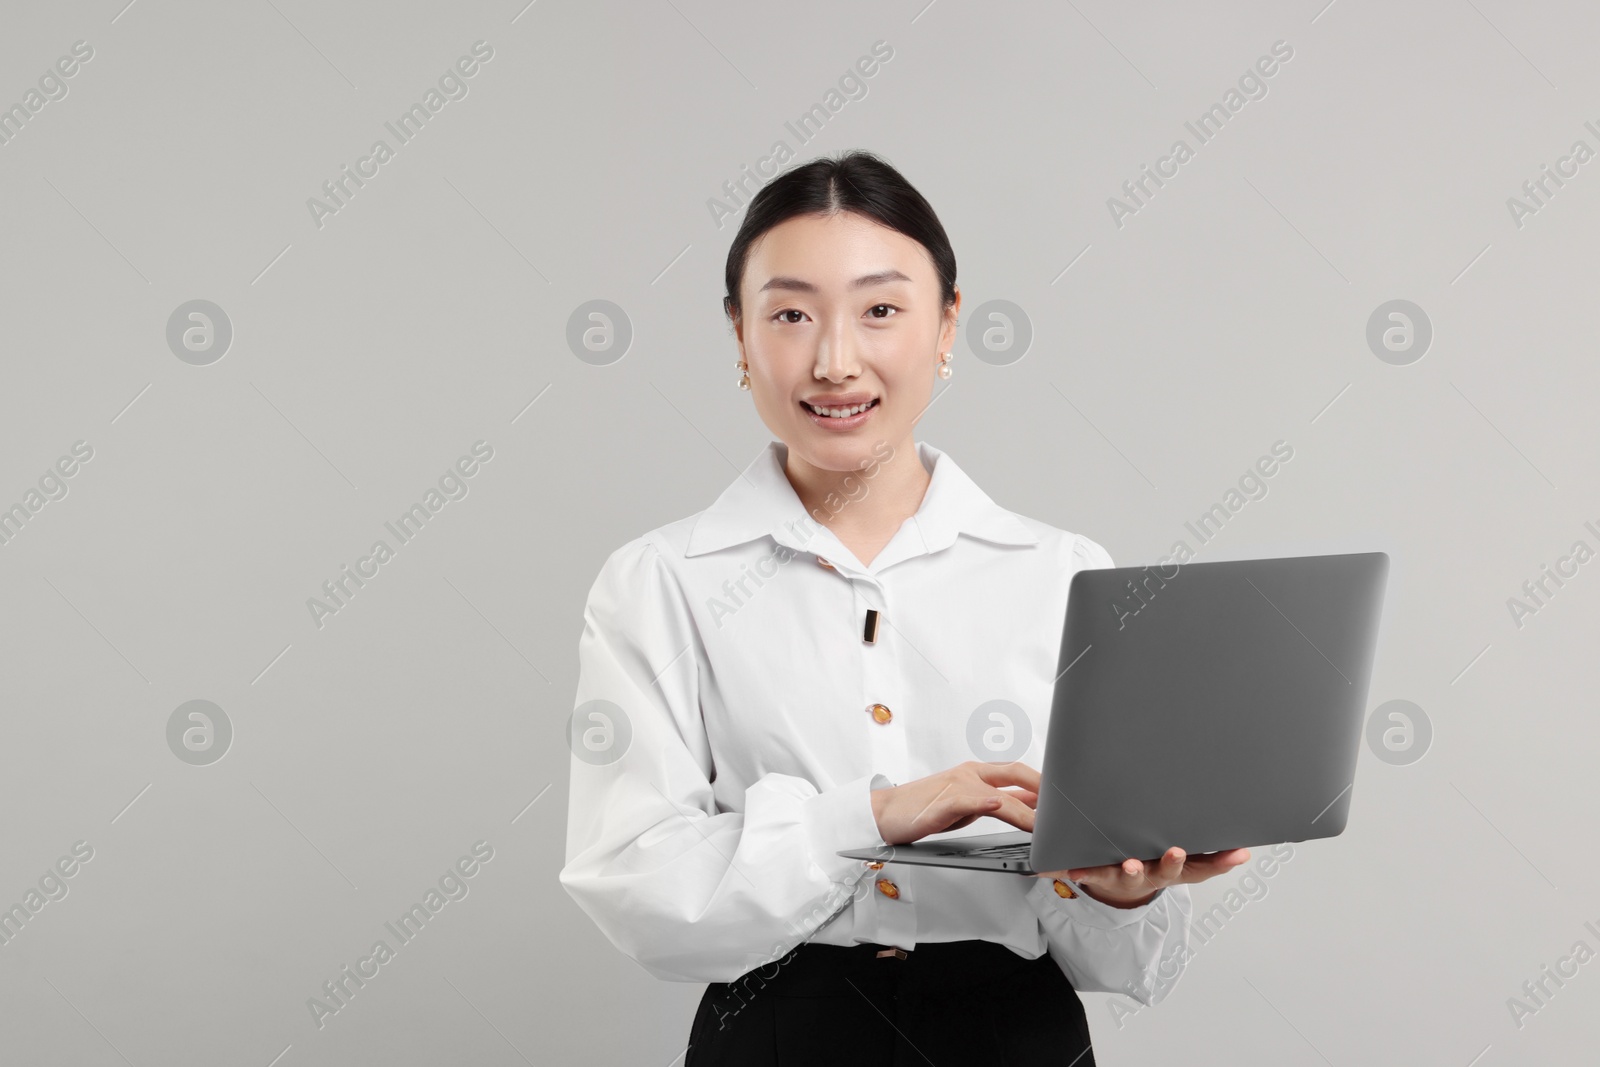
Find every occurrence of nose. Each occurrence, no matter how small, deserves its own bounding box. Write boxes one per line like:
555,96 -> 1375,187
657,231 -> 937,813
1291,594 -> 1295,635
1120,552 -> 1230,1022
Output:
814,328 -> 860,383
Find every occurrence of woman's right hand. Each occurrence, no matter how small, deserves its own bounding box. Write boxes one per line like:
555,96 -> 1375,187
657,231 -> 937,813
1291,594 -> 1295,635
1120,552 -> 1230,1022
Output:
869,761 -> 1042,845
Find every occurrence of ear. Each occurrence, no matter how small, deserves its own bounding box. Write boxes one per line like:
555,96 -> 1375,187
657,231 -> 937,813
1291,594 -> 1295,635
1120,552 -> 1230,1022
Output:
939,286 -> 962,352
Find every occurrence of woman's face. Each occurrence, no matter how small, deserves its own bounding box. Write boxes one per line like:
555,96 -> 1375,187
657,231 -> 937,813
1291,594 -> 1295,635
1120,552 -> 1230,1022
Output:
734,210 -> 958,474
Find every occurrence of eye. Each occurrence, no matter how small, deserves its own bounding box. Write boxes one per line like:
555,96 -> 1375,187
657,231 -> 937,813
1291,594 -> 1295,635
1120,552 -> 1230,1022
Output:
772,309 -> 808,324
866,304 -> 900,319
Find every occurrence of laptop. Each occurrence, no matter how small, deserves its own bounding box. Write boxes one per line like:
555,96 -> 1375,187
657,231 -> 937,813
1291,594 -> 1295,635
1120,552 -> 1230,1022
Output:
838,550 -> 1390,875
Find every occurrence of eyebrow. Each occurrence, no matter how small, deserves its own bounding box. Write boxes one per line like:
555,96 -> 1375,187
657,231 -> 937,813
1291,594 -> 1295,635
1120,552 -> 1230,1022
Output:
757,269 -> 914,294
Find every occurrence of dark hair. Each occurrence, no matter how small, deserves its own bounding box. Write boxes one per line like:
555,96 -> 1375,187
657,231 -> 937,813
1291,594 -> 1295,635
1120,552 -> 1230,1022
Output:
721,149 -> 957,325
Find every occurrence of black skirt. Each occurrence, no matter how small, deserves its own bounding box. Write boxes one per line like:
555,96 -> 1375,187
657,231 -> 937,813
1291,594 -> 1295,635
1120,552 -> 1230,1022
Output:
684,939 -> 1095,1066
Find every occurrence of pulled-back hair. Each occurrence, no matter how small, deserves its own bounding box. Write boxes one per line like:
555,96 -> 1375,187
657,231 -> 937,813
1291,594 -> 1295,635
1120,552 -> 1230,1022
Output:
721,149 -> 957,324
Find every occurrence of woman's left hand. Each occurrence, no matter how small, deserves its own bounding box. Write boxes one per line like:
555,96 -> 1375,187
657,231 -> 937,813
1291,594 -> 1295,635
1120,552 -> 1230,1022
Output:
1034,846 -> 1252,908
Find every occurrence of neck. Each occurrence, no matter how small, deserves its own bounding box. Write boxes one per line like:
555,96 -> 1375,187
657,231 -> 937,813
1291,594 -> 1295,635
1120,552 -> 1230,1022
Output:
782,435 -> 931,548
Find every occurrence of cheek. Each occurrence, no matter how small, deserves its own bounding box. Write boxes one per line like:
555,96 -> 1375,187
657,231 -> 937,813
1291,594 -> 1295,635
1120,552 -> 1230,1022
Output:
754,362 -> 804,408
746,368 -> 808,431
883,368 -> 935,413
751,338 -> 813,382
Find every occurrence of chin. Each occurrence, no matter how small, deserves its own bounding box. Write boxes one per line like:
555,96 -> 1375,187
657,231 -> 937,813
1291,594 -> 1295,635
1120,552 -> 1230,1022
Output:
795,437 -> 888,473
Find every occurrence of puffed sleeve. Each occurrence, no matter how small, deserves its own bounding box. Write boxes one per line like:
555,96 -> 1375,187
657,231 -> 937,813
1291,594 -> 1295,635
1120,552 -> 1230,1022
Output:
558,536 -> 892,983
1017,533 -> 1195,1006
1024,876 -> 1193,1005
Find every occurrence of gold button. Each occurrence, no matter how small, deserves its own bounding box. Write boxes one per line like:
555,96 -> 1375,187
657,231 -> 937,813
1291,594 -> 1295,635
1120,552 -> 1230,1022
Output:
1053,879 -> 1077,899
869,703 -> 892,724
816,556 -> 835,570
876,878 -> 899,899
866,861 -> 884,869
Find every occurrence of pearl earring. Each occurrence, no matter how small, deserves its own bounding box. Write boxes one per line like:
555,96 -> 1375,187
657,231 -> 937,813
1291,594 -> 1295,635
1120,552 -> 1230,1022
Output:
937,352 -> 953,380
736,358 -> 750,390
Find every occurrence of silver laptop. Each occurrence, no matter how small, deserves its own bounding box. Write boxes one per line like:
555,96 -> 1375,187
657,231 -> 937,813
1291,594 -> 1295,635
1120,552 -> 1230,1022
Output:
838,551 -> 1390,875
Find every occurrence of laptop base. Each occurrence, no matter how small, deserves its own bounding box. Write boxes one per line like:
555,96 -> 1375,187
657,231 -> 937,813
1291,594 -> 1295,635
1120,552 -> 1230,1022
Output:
837,831 -> 1038,873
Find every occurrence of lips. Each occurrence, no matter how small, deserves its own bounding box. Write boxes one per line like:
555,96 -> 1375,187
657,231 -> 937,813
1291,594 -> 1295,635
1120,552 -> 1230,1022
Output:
800,396 -> 880,430
801,397 -> 879,418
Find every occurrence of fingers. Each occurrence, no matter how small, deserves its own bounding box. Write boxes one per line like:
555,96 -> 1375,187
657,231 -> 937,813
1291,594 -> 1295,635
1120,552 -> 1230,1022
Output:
1065,850 -> 1170,886
1068,863 -> 1120,883
983,790 -> 1036,833
1157,846 -> 1185,883
917,763 -> 1039,835
1129,846 -> 1251,885
997,787 -> 1039,808
1051,846 -> 1254,893
1174,847 -> 1251,881
930,792 -> 1010,835
944,787 -> 1038,828
1185,847 -> 1250,862
891,766 -> 1056,843
969,761 -> 1041,794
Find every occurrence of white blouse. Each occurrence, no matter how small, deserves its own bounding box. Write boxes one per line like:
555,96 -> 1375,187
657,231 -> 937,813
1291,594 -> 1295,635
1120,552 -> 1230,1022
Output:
559,439 -> 1192,1005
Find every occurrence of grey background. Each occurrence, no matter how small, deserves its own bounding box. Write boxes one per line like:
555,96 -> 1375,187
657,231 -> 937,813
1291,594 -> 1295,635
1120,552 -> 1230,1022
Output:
1,0 -> 1595,1063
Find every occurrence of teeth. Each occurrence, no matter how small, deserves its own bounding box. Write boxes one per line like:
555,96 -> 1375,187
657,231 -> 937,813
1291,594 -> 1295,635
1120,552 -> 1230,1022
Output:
808,400 -> 874,418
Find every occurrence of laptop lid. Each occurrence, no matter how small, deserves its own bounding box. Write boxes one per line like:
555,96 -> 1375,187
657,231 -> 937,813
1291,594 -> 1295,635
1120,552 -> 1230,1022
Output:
1030,550 -> 1390,873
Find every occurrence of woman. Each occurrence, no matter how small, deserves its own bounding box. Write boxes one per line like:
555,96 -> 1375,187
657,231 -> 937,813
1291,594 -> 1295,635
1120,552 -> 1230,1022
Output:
559,150 -> 1250,1064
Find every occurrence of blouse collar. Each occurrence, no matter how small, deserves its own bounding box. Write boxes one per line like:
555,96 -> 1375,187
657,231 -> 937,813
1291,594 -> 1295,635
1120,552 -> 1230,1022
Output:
683,439 -> 1039,566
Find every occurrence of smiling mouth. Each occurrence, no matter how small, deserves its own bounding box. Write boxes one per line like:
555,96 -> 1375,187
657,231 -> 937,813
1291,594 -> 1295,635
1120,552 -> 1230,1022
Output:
801,398 -> 880,418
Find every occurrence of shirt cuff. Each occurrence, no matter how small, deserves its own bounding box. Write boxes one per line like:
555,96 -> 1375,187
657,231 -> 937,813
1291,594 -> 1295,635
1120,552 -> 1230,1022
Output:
1027,874 -> 1167,930
801,772 -> 894,885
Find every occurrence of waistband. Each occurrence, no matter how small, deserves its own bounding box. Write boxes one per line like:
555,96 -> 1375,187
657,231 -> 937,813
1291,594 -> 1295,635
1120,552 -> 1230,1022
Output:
712,939 -> 1045,1000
